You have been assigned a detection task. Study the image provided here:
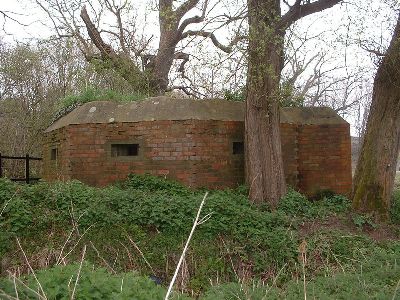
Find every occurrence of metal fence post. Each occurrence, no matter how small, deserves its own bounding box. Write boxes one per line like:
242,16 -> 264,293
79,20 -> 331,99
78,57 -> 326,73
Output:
25,154 -> 30,184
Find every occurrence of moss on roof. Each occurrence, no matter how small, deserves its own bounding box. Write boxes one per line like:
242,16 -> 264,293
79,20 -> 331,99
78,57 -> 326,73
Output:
45,96 -> 347,132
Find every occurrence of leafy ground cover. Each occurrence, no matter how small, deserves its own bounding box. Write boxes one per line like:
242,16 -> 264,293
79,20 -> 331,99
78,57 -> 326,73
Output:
0,175 -> 399,299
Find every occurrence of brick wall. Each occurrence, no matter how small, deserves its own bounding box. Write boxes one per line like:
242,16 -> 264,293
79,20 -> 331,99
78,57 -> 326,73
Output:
281,123 -> 299,188
44,120 -> 245,189
43,120 -> 352,196
42,127 -> 71,181
297,123 -> 352,196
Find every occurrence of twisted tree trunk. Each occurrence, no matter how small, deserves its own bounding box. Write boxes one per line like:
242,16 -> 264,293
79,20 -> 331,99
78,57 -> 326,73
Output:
352,13 -> 400,220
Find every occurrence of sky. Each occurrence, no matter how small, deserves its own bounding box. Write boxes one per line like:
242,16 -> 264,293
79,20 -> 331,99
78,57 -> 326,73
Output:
0,0 -> 398,136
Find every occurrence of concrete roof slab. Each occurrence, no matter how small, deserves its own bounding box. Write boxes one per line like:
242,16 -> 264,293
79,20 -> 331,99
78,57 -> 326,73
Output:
45,97 -> 347,132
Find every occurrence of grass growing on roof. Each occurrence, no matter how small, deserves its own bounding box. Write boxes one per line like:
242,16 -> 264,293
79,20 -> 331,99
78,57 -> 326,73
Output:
60,87 -> 147,108
52,87 -> 148,122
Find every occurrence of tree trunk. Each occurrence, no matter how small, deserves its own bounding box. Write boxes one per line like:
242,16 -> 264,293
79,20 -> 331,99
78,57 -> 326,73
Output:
152,25 -> 180,94
245,0 -> 286,207
352,13 -> 400,220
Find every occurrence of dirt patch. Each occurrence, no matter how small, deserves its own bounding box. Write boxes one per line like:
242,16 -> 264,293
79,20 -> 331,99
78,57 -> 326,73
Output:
298,215 -> 400,241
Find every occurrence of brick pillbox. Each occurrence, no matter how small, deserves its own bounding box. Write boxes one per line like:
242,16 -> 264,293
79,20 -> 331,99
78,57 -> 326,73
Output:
43,97 -> 352,197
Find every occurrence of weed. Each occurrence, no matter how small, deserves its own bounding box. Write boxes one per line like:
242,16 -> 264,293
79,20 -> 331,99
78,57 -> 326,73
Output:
352,213 -> 378,229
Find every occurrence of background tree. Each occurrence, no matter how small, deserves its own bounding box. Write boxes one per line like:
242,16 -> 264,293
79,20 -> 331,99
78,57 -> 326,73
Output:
352,12 -> 400,219
0,38 -> 142,177
245,0 -> 341,206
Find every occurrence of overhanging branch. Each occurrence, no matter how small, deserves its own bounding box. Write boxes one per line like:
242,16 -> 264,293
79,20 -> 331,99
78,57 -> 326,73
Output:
177,0 -> 208,35
181,30 -> 244,53
280,0 -> 342,29
80,6 -> 146,91
80,6 -> 115,57
175,0 -> 200,20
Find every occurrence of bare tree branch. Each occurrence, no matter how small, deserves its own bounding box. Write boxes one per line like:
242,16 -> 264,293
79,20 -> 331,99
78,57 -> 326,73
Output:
34,0 -> 244,94
174,51 -> 190,75
0,10 -> 27,26
80,6 -> 115,57
176,0 -> 209,38
168,85 -> 204,98
80,5 -> 146,90
178,15 -> 204,34
360,45 -> 386,57
280,0 -> 342,29
175,0 -> 201,20
103,0 -> 129,56
181,30 -> 245,53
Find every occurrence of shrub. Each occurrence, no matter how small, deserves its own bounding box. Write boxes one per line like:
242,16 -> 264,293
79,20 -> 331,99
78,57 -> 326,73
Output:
278,189 -> 312,216
223,89 -> 245,102
120,174 -> 192,196
278,189 -> 350,219
318,194 -> 351,214
352,213 -> 378,229
202,282 -> 280,300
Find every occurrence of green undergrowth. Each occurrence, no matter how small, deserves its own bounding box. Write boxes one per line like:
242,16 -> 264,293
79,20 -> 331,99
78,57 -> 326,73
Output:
203,258 -> 400,299
277,188 -> 351,219
0,175 -> 400,298
0,263 -> 189,300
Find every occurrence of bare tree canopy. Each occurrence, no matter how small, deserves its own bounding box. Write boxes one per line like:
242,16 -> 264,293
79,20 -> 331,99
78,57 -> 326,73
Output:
34,0 -> 246,95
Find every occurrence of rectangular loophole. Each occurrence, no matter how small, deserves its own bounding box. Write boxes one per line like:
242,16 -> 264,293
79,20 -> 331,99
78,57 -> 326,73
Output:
111,144 -> 139,157
51,148 -> 58,160
232,142 -> 244,155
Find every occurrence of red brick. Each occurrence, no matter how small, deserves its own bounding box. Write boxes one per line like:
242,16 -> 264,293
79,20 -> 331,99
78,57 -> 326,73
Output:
43,119 -> 351,196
